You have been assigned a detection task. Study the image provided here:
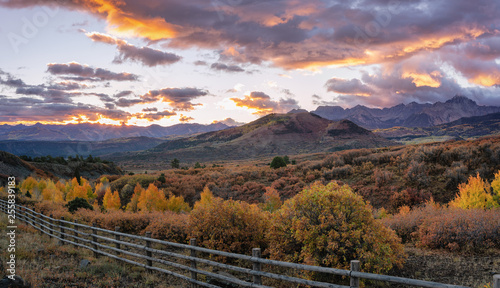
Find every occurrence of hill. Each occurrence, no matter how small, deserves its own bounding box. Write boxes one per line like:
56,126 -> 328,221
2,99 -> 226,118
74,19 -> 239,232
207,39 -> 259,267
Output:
0,150 -> 122,182
312,95 -> 500,129
0,151 -> 52,185
105,112 -> 395,166
374,112 -> 500,143
0,136 -> 165,158
0,122 -> 229,141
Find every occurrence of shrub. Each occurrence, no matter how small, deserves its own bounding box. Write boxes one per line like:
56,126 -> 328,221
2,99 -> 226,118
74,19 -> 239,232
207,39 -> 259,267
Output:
142,212 -> 189,243
381,201 -> 442,243
66,197 -> 93,213
267,182 -> 405,275
417,208 -> 500,251
189,189 -> 270,256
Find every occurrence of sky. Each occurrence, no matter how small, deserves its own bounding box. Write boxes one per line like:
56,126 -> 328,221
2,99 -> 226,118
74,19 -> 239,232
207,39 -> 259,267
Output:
0,0 -> 499,126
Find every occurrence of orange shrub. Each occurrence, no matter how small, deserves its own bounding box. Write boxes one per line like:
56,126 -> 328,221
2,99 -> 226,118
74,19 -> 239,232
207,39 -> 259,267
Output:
417,208 -> 500,251
381,201 -> 442,243
74,209 -> 151,234
189,190 -> 270,255
142,212 -> 189,243
267,182 -> 405,274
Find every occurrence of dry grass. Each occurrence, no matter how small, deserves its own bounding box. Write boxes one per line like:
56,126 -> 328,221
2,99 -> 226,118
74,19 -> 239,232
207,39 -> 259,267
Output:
0,215 -> 185,288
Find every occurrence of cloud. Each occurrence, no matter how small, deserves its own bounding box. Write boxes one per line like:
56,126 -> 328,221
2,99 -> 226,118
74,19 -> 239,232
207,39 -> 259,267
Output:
86,32 -> 181,66
210,62 -> 245,73
47,62 -> 139,81
179,114 -> 194,123
0,69 -> 26,87
142,87 -> 209,111
3,0 -> 499,74
230,91 -> 300,115
325,78 -> 375,96
137,110 -> 177,121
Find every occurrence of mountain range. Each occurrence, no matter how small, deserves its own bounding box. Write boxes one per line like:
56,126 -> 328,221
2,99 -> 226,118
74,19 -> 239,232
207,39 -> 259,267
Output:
312,95 -> 500,129
374,112 -> 500,143
106,112 -> 395,166
0,122 -> 230,141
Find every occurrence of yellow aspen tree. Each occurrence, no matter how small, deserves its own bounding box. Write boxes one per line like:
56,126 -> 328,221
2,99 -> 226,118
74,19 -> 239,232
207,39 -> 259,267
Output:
194,186 -> 215,209
450,173 -> 498,209
126,183 -> 144,212
491,170 -> 500,205
20,177 -> 38,194
137,183 -> 167,212
103,187 -> 121,211
165,192 -> 191,213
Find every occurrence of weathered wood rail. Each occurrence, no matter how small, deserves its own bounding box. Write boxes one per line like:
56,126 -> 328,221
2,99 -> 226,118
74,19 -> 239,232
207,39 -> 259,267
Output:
0,199 -> 495,288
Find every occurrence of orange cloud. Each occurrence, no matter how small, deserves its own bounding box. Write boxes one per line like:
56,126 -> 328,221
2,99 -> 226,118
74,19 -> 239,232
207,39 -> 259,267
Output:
402,71 -> 442,88
83,0 -> 178,40
230,92 -> 299,115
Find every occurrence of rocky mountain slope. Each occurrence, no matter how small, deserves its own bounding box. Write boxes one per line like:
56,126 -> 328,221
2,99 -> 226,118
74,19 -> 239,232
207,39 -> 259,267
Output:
312,95 -> 500,129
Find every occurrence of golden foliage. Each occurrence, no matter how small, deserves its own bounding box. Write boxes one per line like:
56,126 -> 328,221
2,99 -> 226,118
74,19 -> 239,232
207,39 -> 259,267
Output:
267,182 -> 405,274
103,188 -> 121,211
137,183 -> 167,212
450,173 -> 498,209
189,189 -> 270,255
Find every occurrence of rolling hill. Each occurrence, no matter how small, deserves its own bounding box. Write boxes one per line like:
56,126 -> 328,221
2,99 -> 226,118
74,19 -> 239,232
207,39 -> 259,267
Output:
105,112 -> 396,165
0,150 -> 123,182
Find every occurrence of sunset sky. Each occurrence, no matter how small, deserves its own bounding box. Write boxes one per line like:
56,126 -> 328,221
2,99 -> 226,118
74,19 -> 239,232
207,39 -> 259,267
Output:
0,0 -> 499,126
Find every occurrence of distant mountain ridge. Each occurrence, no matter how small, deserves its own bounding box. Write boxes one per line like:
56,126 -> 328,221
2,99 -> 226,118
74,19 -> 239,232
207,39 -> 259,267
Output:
0,136 -> 165,158
312,95 -> 500,129
374,112 -> 500,142
106,112 -> 395,165
0,122 -> 230,141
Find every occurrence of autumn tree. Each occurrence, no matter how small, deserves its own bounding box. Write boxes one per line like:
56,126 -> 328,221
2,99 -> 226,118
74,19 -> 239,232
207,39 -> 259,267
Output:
103,187 -> 121,211
165,192 -> 191,213
126,184 -> 145,212
137,183 -> 167,212
261,187 -> 282,212
449,173 -> 499,209
267,182 -> 405,275
41,180 -> 64,203
491,170 -> 500,205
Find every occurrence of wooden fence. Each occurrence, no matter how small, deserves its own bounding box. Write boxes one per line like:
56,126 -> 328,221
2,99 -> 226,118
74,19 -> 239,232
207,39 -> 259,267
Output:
0,199 -> 496,288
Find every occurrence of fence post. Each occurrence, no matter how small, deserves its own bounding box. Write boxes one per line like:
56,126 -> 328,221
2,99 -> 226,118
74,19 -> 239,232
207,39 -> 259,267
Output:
115,226 -> 121,255
73,220 -> 79,247
92,223 -> 99,258
252,248 -> 262,285
35,209 -> 42,235
145,231 -> 152,267
350,260 -> 360,288
58,217 -> 65,246
49,214 -> 53,238
190,238 -> 197,288
493,274 -> 500,288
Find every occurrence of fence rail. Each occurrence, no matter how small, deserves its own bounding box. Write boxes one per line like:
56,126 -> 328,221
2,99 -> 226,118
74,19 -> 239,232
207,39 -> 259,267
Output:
0,199 -> 493,288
